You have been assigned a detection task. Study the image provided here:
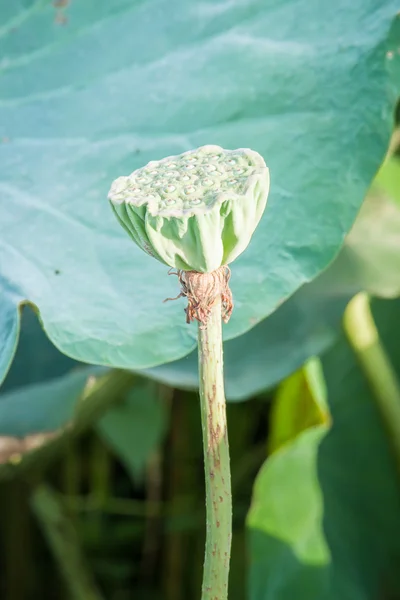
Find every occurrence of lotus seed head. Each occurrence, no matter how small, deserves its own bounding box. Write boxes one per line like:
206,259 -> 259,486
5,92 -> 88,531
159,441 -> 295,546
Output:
108,144 -> 270,272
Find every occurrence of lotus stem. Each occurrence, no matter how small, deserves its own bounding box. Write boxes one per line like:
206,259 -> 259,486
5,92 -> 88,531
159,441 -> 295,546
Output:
198,294 -> 232,600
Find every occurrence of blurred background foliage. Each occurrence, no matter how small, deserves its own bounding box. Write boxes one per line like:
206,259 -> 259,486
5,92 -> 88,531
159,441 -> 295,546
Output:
1,2 -> 400,600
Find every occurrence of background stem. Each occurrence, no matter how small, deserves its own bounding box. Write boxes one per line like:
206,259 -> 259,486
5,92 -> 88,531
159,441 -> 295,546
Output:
31,484 -> 104,600
198,296 -> 232,600
343,292 -> 400,473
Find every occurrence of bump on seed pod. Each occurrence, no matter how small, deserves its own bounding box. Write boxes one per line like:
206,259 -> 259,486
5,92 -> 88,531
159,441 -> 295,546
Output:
108,145 -> 269,273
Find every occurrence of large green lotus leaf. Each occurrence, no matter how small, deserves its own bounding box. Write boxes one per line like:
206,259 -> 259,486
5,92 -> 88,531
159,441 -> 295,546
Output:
0,1 -> 398,374
248,298 -> 400,600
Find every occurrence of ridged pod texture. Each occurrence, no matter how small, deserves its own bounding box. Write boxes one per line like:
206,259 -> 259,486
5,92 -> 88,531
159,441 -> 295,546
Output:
108,145 -> 269,273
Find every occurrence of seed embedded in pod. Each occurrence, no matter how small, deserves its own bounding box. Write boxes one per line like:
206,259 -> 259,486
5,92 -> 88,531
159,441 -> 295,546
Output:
185,155 -> 197,163
202,178 -> 214,187
165,170 -> 179,178
181,175 -> 191,182
164,184 -> 176,193
184,163 -> 195,171
210,154 -> 221,161
227,178 -> 237,185
184,186 -> 196,195
234,167 -> 245,175
156,179 -> 168,187
227,159 -> 236,165
204,164 -> 216,172
165,197 -> 176,205
166,162 -> 177,169
191,198 -> 202,205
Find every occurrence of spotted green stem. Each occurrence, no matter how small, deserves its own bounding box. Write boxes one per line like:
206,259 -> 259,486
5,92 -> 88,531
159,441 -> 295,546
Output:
198,296 -> 232,600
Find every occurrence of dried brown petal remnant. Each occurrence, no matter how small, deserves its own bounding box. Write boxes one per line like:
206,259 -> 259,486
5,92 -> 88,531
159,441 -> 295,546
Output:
165,266 -> 233,325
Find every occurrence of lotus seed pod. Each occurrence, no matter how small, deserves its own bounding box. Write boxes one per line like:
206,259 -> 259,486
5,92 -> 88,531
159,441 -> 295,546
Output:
108,145 -> 269,273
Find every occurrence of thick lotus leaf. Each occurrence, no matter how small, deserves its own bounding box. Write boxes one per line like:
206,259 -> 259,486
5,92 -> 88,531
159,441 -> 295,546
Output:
0,1 -> 398,375
248,298 -> 400,600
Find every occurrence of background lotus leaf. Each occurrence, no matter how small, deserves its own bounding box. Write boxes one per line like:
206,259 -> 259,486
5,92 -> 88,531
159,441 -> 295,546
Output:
0,1 -> 398,379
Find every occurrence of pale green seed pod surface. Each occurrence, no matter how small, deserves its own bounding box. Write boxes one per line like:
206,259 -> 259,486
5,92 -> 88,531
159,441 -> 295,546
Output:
108,145 -> 269,273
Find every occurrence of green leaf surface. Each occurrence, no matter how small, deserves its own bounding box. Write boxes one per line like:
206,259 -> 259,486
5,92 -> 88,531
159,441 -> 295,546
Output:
0,306 -> 102,437
0,1 -> 398,374
247,426 -> 330,600
248,298 -> 400,600
0,291 -> 20,386
267,359 -> 329,454
1,305 -> 78,393
375,156 -> 400,204
0,367 -> 98,437
97,382 -> 168,482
